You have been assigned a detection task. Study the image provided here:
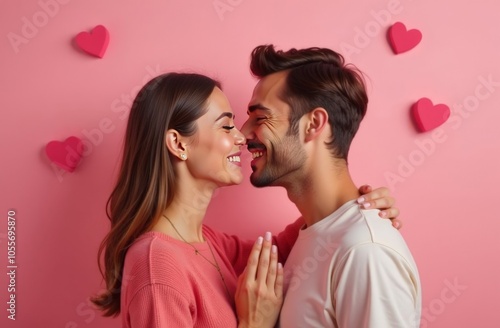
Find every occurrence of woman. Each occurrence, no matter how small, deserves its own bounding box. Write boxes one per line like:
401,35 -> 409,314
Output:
91,73 -> 399,327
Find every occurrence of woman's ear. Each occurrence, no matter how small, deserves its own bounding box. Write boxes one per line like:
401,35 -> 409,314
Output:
165,129 -> 188,160
304,107 -> 329,142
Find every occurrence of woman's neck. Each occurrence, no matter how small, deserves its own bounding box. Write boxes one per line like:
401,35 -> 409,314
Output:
153,180 -> 217,243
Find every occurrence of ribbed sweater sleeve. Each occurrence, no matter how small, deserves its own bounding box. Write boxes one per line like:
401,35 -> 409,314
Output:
122,232 -> 239,328
128,284 -> 193,327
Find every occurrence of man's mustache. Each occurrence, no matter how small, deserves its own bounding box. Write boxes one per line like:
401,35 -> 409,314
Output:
247,141 -> 266,151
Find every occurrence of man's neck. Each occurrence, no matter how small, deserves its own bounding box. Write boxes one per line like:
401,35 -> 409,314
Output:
286,162 -> 360,228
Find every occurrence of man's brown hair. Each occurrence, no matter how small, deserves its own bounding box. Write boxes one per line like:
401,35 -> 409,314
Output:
250,45 -> 368,160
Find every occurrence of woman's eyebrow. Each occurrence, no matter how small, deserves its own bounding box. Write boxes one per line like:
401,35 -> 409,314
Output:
215,112 -> 234,121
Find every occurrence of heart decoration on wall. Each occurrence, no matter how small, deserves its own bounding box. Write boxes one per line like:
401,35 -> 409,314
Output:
45,136 -> 84,172
411,98 -> 450,132
387,22 -> 422,54
386,22 -> 449,132
75,25 -> 110,58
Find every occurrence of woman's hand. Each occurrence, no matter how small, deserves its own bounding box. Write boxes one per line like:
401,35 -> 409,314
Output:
236,232 -> 283,328
357,185 -> 403,229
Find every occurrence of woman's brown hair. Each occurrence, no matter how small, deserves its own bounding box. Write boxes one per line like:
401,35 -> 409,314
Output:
91,72 -> 220,316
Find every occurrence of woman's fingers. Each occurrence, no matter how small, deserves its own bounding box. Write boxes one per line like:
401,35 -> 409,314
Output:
389,218 -> 403,230
357,186 -> 395,210
357,185 -> 404,229
256,232 -> 272,283
274,262 -> 284,298
266,245 -> 278,290
379,207 -> 400,220
358,186 -> 389,202
236,234 -> 283,328
246,232 -> 282,296
245,236 -> 264,280
359,196 -> 395,210
358,184 -> 373,195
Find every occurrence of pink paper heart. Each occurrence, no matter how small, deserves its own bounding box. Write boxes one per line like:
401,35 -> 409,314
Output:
411,98 -> 450,132
75,25 -> 109,58
45,136 -> 84,172
388,22 -> 422,54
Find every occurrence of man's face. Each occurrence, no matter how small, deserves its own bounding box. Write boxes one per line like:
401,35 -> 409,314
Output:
240,71 -> 307,187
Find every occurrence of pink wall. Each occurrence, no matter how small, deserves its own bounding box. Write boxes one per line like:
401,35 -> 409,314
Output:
1,0 -> 499,327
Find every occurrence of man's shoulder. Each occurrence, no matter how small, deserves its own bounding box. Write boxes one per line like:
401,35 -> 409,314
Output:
333,209 -> 419,281
335,207 -> 411,257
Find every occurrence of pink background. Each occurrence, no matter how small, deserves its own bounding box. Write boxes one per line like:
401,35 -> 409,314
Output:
1,0 -> 499,327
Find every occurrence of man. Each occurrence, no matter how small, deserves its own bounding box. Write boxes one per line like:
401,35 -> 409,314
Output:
240,45 -> 421,327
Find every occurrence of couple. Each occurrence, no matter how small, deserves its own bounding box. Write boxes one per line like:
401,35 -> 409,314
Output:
92,44 -> 421,327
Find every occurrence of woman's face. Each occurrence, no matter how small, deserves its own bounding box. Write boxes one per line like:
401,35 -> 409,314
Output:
185,87 -> 246,187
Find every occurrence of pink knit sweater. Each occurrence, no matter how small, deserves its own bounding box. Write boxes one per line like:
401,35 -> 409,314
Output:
120,220 -> 302,328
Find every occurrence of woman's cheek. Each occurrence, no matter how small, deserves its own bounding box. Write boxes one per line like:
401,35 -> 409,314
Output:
217,136 -> 234,152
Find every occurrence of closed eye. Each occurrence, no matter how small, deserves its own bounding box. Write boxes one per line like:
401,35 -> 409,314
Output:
223,126 -> 235,130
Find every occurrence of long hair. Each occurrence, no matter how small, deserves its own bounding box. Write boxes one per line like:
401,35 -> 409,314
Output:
91,73 -> 220,316
250,44 -> 368,160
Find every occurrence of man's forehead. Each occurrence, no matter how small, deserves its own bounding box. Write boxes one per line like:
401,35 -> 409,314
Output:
252,71 -> 288,101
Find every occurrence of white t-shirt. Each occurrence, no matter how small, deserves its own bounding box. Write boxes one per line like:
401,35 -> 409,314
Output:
280,200 -> 421,328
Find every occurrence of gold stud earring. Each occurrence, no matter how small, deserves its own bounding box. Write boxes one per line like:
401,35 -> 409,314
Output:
180,153 -> 187,160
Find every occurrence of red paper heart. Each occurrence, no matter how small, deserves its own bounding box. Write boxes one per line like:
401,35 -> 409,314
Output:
75,25 -> 109,58
411,98 -> 450,132
45,136 -> 84,172
388,22 -> 422,54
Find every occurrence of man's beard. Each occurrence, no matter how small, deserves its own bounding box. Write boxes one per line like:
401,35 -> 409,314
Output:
250,134 -> 307,188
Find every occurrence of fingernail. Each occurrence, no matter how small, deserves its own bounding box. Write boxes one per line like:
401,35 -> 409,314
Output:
379,211 -> 387,218
363,202 -> 371,209
278,262 -> 283,269
265,231 -> 272,241
256,236 -> 263,245
272,245 -> 277,253
357,196 -> 365,204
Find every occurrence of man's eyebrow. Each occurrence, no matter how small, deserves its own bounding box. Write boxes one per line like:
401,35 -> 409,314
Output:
248,104 -> 271,113
215,112 -> 234,121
